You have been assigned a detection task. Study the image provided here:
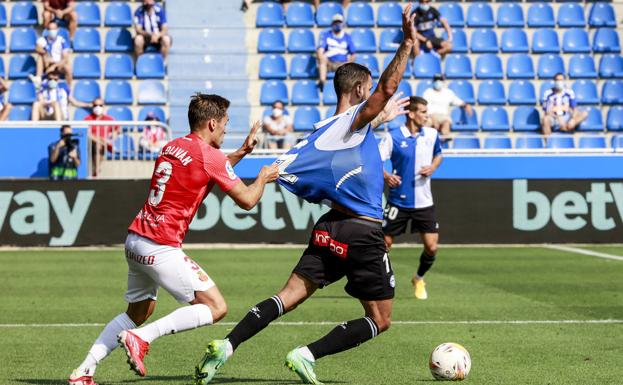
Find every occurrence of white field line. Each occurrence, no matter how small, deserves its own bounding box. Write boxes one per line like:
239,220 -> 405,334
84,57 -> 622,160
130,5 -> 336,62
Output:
544,244 -> 623,261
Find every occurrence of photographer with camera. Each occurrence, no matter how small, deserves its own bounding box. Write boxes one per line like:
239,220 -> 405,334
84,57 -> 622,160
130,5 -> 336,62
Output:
49,125 -> 81,180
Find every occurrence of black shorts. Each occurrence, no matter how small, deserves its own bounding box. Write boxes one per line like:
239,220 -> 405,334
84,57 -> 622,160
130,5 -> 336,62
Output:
429,37 -> 444,50
382,204 -> 439,236
293,210 -> 395,301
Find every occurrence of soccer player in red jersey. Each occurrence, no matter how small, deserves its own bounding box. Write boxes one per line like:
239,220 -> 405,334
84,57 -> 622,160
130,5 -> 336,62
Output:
68,94 -> 279,385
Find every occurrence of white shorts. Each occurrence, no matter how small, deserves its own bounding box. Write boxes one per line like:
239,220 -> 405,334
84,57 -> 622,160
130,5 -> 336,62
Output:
124,232 -> 215,304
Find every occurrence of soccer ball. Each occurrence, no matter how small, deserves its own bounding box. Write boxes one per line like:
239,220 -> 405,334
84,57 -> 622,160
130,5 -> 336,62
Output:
429,342 -> 471,381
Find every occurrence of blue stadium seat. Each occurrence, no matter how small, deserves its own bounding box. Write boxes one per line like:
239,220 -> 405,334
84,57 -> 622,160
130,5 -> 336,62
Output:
0,30 -> 5,52
109,134 -> 136,160
260,80 -> 288,105
527,3 -> 555,28
573,80 -> 599,105
483,135 -> 512,149
532,29 -> 560,53
0,57 -> 4,78
444,54 -> 472,79
138,106 -> 166,122
74,28 -> 101,53
256,2 -> 285,27
515,136 -> 544,150
451,109 -> 479,132
475,54 -> 503,79
105,54 -> 133,79
0,4 -> 6,27
323,83 -> 337,105
10,28 -> 36,52
578,107 -> 604,132
448,80 -> 475,104
614,135 -> 623,149
452,135 -> 480,149
568,55 -> 597,79
415,80 -> 433,97
11,2 -> 37,26
290,54 -> 319,79
478,80 -> 506,105
466,3 -> 494,28
593,29 -> 621,54
562,29 -> 590,53
557,4 -> 585,28
470,29 -> 498,53
500,29 -> 529,53
258,29 -> 285,53
347,3 -> 374,27
351,28 -> 376,53
260,54 -> 287,79
8,105 -> 32,120
73,54 -> 101,79
607,107 -> 623,131
287,29 -> 315,53
508,80 -> 536,105
442,29 -> 467,53
506,54 -> 534,79
599,54 -> 623,78
377,2 -> 402,27
137,80 -> 166,104
73,107 -> 91,120
481,107 -> 510,131
105,80 -> 133,105
76,2 -> 101,27
513,107 -> 540,131
537,54 -> 565,79
107,106 -> 133,121
286,2 -> 314,27
293,106 -> 321,131
579,136 -> 606,149
316,2 -> 343,27
397,81 -> 412,97
413,53 -> 441,79
8,54 -> 35,79
292,80 -> 320,105
73,80 -> 101,103
136,54 -> 165,79
589,3 -> 616,28
8,80 -> 35,104
379,28 -> 403,53
602,80 -> 623,105
547,135 -> 575,149
497,4 -> 524,28
105,28 -> 133,53
355,54 -> 379,78
439,3 -> 464,28
105,2 -> 132,27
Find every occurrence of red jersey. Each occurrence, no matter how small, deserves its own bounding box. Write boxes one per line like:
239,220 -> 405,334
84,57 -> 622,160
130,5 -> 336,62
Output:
128,133 -> 241,247
85,114 -> 117,139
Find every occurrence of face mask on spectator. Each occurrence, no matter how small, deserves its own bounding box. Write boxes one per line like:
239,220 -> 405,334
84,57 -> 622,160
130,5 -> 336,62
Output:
272,108 -> 283,118
48,29 -> 58,39
48,80 -> 58,89
93,106 -> 104,116
433,81 -> 443,91
554,81 -> 564,91
332,23 -> 343,33
419,3 -> 430,11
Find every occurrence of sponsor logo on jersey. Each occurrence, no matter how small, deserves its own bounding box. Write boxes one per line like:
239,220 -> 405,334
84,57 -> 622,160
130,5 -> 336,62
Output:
400,141 -> 408,148
225,160 -> 237,180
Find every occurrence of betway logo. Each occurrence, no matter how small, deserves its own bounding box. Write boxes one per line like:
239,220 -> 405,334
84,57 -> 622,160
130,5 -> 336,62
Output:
513,180 -> 623,231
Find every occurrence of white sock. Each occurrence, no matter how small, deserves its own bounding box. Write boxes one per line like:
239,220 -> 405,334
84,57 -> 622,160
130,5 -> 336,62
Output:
225,339 -> 234,359
132,304 -> 213,343
77,313 -> 136,376
299,346 -> 315,362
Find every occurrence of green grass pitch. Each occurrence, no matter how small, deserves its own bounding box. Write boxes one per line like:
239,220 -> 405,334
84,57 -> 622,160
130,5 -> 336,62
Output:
1,246 -> 622,385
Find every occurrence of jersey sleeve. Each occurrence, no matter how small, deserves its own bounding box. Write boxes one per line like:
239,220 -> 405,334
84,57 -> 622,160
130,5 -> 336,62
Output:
61,37 -> 71,51
36,37 -> 47,48
433,132 -> 442,157
378,132 -> 393,161
431,7 -> 442,21
134,9 -> 142,27
204,149 -> 241,192
317,31 -> 328,50
567,90 -> 577,109
450,91 -> 464,107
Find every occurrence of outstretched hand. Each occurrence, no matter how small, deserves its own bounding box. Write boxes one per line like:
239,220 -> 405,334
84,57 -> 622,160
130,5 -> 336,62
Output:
240,120 -> 261,154
381,92 -> 410,124
402,3 -> 418,45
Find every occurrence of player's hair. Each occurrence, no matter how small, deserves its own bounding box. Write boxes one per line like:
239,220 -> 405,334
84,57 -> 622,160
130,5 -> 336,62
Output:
60,125 -> 71,133
408,96 -> 428,111
554,72 -> 565,79
188,93 -> 230,131
334,63 -> 372,97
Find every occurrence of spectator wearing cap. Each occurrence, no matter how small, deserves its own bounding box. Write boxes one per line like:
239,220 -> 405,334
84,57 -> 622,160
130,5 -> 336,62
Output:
134,0 -> 172,60
422,74 -> 472,137
35,21 -> 72,86
541,73 -> 587,136
85,98 -> 117,177
42,0 -> 78,39
0,78 -> 12,121
32,71 -> 88,121
262,100 -> 295,150
316,14 -> 355,92
139,113 -> 168,154
412,0 -> 452,59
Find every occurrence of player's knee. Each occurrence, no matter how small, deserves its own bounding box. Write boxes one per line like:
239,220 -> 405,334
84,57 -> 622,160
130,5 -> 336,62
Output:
210,301 -> 228,322
425,243 -> 438,256
372,315 -> 391,333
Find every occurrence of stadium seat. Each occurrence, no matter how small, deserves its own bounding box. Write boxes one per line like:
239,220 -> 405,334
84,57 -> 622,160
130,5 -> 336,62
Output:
481,107 -> 510,131
74,28 -> 101,53
107,106 -> 133,121
9,28 -> 36,52
588,3 -> 616,28
500,29 -> 529,53
72,107 -> 91,120
578,107 -> 604,132
562,29 -> 590,54
537,54 -> 565,79
607,107 -> 623,131
8,80 -> 36,104
351,28 -> 376,53
379,28 -> 403,53
448,80 -> 475,104
532,29 -> 560,53
599,55 -> 623,78
287,29 -> 315,53
286,2 -> 314,27
0,30 -> 5,52
104,54 -> 133,79
512,107 -> 540,131
557,4 -> 585,28
614,135 -> 623,149
377,2 -> 402,27
593,29 -> 621,54
527,3 -> 555,28
413,53 -> 441,79
0,4 -> 6,27
568,55 -> 597,79
259,54 -> 286,80
136,54 -> 165,79
292,80 -> 320,105
478,80 -> 506,105
73,54 -> 101,79
484,135 -> 512,149
8,105 -> 32,120
497,4 -> 524,28
506,54 -> 534,79
293,106 -> 321,131
105,80 -> 133,105
579,136 -> 606,149
442,29 -> 467,53
76,2 -> 101,27
475,54 -> 503,79
258,29 -> 285,53
290,54 -> 320,79
11,2 -> 37,26
260,80 -> 288,105
104,2 -> 132,27
396,81 -> 412,97
573,80 -> 599,105
444,54 -> 472,79
110,134 -> 136,160
138,106 -> 166,122
466,3 -> 494,28
547,135 -> 575,149
323,83 -> 337,105
452,135 -> 480,149
0,57 -> 4,78
470,29 -> 498,53
256,2 -> 285,27
73,80 -> 101,103
8,54 -> 35,79
451,109 -> 479,132
137,80 -> 166,104
515,135 -> 544,149
508,80 -> 536,105
355,54 -> 379,78
602,80 -> 623,105
415,80 -> 433,97
316,2 -> 343,27
439,3 -> 464,28
347,3 -> 374,27
105,28 -> 133,52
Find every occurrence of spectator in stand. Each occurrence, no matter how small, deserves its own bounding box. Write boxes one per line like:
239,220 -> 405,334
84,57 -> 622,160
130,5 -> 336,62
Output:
134,0 -> 172,60
541,73 -> 588,136
85,98 -> 117,177
32,71 -> 88,121
139,112 -> 168,154
262,100 -> 295,150
412,0 -> 452,59
316,14 -> 355,92
0,78 -> 12,121
423,74 -> 472,138
49,124 -> 80,180
42,0 -> 78,39
35,21 -> 72,86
